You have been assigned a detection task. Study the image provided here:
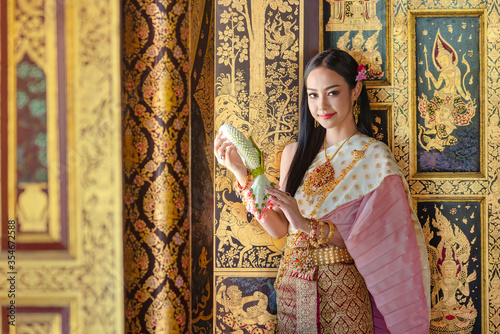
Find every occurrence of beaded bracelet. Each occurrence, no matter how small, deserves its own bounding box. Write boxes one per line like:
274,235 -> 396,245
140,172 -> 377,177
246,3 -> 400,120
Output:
308,219 -> 318,239
234,172 -> 252,197
307,218 -> 336,247
318,221 -> 325,242
323,220 -> 336,244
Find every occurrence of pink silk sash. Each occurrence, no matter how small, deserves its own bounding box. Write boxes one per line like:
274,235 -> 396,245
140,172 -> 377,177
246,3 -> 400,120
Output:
322,175 -> 429,333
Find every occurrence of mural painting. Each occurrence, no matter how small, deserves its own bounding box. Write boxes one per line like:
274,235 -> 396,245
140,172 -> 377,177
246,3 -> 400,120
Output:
322,0 -> 389,84
214,0 -> 300,270
414,14 -> 482,173
215,276 -> 277,333
418,200 -> 484,333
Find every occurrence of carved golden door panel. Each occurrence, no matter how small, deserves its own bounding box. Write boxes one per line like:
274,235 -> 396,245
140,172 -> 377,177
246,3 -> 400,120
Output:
0,1 -> 123,333
213,0 -> 500,333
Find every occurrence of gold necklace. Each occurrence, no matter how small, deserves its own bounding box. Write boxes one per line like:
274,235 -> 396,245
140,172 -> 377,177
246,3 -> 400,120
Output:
324,129 -> 358,163
302,129 -> 358,197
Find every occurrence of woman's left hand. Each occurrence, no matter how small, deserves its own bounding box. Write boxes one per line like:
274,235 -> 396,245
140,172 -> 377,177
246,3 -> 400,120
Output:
266,186 -> 309,233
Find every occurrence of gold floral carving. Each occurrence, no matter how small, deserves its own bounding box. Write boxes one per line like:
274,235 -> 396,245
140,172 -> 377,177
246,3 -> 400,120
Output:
193,25 -> 216,178
487,3 -> 500,330
18,313 -> 63,334
14,0 -> 46,67
191,1 -> 216,331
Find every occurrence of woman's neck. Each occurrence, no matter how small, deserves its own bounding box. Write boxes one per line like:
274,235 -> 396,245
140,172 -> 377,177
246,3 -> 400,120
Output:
324,126 -> 358,148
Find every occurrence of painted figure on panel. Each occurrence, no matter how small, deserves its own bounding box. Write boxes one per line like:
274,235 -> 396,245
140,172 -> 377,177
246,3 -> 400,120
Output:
361,31 -> 383,77
418,29 -> 476,152
216,284 -> 277,333
325,0 -> 382,31
423,206 -> 478,333
334,30 -> 385,80
336,31 -> 351,52
198,246 -> 211,275
325,0 -> 385,81
216,190 -> 283,267
350,30 -> 365,64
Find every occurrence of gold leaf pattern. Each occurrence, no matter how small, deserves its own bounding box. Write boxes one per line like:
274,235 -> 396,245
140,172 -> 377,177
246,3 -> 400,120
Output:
123,0 -> 190,332
214,0 -> 299,270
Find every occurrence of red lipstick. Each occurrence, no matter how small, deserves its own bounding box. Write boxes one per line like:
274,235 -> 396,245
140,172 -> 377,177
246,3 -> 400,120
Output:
319,113 -> 335,120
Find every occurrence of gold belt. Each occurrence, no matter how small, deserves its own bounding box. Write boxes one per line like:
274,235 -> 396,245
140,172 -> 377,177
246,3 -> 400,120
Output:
309,245 -> 354,266
282,244 -> 354,276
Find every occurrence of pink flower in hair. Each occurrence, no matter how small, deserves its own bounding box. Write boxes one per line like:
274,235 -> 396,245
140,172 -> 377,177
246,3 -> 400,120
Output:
356,64 -> 368,83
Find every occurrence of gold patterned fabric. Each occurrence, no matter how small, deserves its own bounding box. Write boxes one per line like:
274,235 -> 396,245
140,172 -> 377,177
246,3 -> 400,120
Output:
276,262 -> 373,333
122,0 -> 190,332
318,264 -> 373,333
275,232 -> 372,333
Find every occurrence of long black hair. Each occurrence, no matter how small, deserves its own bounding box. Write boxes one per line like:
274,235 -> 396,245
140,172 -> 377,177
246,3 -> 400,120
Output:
285,49 -> 373,196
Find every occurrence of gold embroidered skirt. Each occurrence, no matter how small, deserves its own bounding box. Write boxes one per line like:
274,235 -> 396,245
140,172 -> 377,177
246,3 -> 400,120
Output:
275,247 -> 373,333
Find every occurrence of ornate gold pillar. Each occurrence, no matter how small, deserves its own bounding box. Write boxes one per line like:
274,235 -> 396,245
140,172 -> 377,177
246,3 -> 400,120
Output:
122,0 -> 190,332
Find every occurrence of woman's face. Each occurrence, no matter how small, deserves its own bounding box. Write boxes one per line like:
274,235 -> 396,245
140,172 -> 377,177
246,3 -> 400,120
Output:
306,66 -> 359,132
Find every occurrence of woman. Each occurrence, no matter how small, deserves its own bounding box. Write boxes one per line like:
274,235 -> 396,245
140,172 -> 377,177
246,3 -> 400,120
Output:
215,49 -> 430,333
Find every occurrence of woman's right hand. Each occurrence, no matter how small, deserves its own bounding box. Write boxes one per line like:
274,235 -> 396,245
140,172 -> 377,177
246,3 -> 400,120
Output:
214,131 -> 248,184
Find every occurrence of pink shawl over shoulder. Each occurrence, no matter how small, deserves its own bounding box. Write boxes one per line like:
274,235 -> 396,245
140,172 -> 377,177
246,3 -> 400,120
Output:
322,174 -> 429,333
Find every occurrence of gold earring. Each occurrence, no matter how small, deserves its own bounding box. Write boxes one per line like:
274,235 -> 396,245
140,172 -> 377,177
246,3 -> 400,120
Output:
315,119 -> 319,127
353,101 -> 360,124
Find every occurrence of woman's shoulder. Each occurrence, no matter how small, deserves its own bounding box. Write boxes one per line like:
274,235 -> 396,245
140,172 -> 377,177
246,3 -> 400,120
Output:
280,141 -> 298,167
279,141 -> 298,185
282,141 -> 298,157
360,137 -> 403,174
354,135 -> 398,164
358,135 -> 392,153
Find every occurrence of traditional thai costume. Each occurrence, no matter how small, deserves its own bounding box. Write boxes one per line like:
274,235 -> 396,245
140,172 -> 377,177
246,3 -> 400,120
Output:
275,133 -> 430,333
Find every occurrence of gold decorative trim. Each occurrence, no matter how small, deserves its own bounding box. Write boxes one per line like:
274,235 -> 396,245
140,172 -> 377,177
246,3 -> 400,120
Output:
319,0 -> 324,52
215,269 -> 280,276
0,295 -> 78,333
19,313 -> 62,334
5,0 -> 62,245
